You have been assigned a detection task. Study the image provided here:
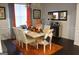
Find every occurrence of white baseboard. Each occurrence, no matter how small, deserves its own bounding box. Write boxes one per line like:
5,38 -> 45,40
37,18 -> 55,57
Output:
74,42 -> 79,46
60,37 -> 72,40
0,40 -> 3,53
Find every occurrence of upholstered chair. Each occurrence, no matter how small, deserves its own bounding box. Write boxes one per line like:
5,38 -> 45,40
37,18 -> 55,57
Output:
36,25 -> 54,53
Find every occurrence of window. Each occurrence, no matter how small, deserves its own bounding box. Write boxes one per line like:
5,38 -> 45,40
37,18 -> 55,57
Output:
14,4 -> 27,27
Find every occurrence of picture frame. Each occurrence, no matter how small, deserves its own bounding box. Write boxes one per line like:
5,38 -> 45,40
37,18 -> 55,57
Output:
52,12 -> 59,19
59,11 -> 67,20
48,10 -> 67,21
33,9 -> 41,19
0,7 -> 6,20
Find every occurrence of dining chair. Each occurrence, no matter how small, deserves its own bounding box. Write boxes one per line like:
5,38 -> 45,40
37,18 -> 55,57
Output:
17,28 -> 36,50
36,25 -> 53,53
13,27 -> 21,46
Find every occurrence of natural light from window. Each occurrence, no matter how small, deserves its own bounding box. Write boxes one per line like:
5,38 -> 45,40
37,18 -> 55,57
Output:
14,4 -> 27,27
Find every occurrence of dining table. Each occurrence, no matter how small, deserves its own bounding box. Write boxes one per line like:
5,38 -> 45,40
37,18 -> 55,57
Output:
24,30 -> 44,39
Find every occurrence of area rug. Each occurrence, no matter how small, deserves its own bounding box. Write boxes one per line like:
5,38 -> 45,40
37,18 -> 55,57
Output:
16,43 -> 63,55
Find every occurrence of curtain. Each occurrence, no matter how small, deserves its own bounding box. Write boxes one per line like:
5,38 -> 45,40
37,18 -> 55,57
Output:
27,4 -> 32,28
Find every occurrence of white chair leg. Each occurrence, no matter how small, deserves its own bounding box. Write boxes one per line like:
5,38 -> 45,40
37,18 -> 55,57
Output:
26,44 -> 28,50
49,37 -> 52,50
44,45 -> 45,54
37,43 -> 38,49
18,41 -> 20,46
21,42 -> 23,48
50,43 -> 51,50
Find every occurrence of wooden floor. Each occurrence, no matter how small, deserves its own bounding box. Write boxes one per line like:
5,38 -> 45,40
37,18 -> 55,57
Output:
16,43 -> 63,55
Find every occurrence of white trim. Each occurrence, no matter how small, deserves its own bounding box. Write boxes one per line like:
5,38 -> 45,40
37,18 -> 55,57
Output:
0,40 -> 3,53
74,41 -> 79,46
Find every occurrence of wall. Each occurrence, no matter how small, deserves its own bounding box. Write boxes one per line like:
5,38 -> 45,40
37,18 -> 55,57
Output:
74,4 -> 79,46
40,3 -> 76,40
0,3 -> 11,39
31,3 -> 42,26
8,3 -> 15,39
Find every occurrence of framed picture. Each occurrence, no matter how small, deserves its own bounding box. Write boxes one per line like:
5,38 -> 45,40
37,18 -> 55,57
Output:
59,11 -> 67,20
53,12 -> 59,19
48,10 -> 67,21
0,7 -> 6,20
33,9 -> 41,19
